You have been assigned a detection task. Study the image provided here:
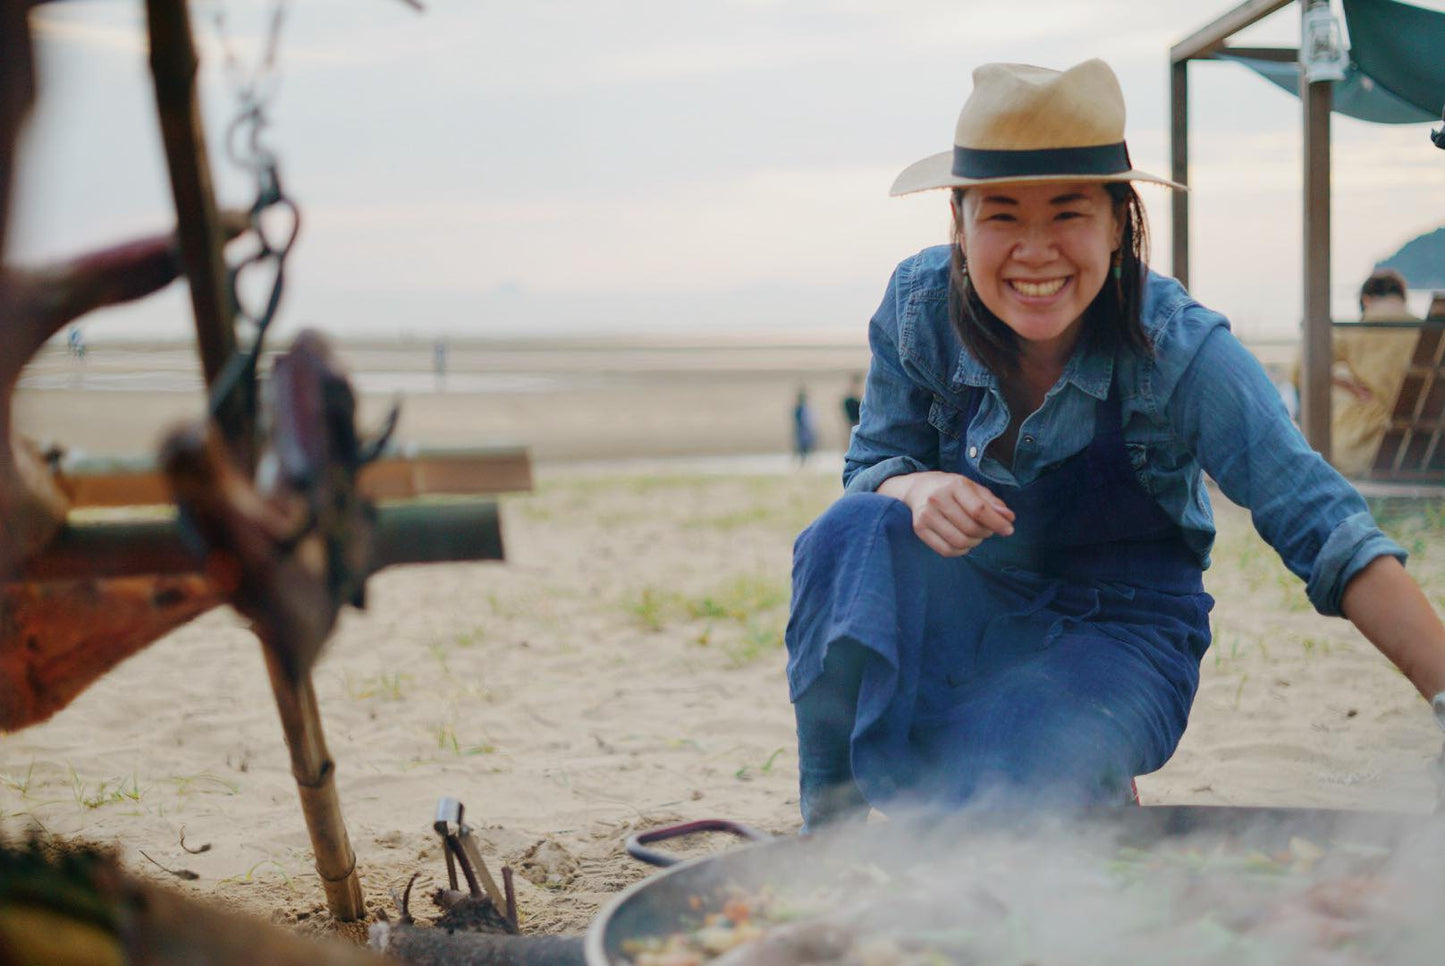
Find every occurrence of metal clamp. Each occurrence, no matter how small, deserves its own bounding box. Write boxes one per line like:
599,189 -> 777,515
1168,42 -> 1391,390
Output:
433,797 -> 513,926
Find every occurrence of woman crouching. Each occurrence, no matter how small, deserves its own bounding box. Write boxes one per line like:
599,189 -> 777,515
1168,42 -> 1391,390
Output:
786,58 -> 1445,828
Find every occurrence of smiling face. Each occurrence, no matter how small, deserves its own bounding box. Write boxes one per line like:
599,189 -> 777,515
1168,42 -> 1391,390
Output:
956,182 -> 1122,363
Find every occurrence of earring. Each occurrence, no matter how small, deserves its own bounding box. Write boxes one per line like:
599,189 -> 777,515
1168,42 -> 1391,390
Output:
960,255 -> 969,285
1110,249 -> 1123,281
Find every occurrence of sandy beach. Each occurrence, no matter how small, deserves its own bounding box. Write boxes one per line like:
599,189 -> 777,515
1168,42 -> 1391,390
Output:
3,337 -> 1443,946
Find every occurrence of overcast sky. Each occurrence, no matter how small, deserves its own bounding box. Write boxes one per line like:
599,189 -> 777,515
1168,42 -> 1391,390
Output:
10,0 -> 1445,343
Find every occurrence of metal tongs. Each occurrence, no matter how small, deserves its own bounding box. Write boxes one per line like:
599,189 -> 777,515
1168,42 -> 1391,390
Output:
433,796 -> 516,928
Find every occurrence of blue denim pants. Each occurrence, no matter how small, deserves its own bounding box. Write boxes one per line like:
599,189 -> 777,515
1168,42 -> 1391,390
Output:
786,494 -> 1212,829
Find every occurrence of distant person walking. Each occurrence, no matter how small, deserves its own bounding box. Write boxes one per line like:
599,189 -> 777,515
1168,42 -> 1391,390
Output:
793,387 -> 817,467
67,326 -> 86,360
841,372 -> 863,432
433,337 -> 449,389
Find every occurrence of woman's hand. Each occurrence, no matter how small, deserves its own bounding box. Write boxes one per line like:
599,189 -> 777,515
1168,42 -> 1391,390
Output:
876,471 -> 1015,557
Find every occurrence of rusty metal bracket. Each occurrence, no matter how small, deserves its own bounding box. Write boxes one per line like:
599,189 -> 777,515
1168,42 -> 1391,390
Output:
433,797 -> 512,925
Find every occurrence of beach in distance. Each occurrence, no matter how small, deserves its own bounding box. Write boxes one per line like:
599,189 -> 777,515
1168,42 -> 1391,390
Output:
5,331 -> 1438,942
12,333 -> 1300,465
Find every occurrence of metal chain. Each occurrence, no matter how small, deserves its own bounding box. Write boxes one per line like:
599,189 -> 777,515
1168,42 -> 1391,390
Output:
207,0 -> 289,111
204,0 -> 299,422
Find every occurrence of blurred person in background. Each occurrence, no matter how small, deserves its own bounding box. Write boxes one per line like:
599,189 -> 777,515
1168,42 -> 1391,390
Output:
841,372 -> 864,432
793,386 -> 817,467
1292,269 -> 1419,477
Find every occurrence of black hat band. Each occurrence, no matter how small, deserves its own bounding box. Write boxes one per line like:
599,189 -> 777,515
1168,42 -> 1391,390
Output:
952,141 -> 1131,179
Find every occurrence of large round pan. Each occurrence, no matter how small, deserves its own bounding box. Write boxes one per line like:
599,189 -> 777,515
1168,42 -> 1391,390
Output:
584,806 -> 1443,965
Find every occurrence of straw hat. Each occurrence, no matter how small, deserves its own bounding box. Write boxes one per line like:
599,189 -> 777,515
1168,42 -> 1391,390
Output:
889,59 -> 1183,196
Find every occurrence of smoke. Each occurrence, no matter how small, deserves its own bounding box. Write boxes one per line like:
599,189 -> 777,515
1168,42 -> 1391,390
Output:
629,804 -> 1445,964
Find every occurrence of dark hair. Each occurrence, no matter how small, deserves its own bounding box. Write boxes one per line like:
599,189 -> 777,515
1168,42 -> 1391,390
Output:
946,182 -> 1152,375
1360,268 -> 1407,309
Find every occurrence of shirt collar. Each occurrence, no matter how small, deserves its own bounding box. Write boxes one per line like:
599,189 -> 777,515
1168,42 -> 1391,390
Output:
950,347 -> 993,389
949,329 -> 1115,399
1063,333 -> 1114,399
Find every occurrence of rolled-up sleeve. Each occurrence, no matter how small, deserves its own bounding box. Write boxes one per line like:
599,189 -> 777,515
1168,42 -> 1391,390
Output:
842,263 -> 940,494
1305,510 -> 1406,616
1162,319 -> 1405,616
845,454 -> 930,494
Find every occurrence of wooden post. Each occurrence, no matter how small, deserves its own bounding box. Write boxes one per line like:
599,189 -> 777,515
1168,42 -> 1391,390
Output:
263,649 -> 366,921
0,0 -> 35,263
1169,0 -> 1297,62
1170,59 -> 1189,287
1168,0 -> 1297,287
1300,53 -> 1333,460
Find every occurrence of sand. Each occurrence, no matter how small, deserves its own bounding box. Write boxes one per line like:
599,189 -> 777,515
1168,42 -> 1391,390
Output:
3,337 -> 1443,946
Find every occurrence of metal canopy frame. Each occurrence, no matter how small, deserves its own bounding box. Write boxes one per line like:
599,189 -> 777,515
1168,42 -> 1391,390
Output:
1170,0 -> 1334,459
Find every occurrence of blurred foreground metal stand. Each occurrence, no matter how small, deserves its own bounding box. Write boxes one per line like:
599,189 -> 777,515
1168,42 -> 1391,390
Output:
1,0 -> 531,926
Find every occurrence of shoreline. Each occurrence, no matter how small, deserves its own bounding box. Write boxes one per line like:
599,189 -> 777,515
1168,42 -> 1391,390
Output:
13,334 -> 1300,464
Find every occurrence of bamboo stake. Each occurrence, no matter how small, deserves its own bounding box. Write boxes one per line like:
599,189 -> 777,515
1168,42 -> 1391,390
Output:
145,0 -> 360,920
263,646 -> 366,921
144,0 -> 252,460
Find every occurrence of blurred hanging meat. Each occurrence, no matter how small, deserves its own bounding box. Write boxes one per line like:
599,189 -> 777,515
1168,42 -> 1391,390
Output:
0,9 -> 244,732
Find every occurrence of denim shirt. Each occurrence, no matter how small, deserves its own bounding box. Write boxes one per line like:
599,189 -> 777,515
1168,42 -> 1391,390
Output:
843,245 -> 1404,617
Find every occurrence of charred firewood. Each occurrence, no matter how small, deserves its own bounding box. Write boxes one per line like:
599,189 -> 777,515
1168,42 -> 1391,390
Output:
431,891 -> 518,935
366,871 -> 578,966
0,839 -> 386,965
368,921 -> 585,966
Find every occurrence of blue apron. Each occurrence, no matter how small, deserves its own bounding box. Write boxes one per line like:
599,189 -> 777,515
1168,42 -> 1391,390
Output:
786,384 -> 1213,827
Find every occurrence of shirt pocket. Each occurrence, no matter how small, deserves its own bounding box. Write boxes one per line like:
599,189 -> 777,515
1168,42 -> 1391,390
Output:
928,395 -> 965,469
1125,443 -> 1157,496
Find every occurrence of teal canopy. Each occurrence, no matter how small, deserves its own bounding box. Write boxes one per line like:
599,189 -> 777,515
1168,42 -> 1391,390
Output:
1219,0 -> 1443,124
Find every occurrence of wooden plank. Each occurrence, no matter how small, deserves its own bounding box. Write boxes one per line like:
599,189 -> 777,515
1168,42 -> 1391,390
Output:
51,446 -> 533,508
357,446 -> 533,501
1369,318 -> 1445,481
1429,435 -> 1445,472
1413,326 -> 1443,366
1422,380 -> 1445,424
1393,373 -> 1426,422
1171,0 -> 1295,63
1403,432 -> 1433,469
1374,431 -> 1405,473
1430,294 -> 1445,322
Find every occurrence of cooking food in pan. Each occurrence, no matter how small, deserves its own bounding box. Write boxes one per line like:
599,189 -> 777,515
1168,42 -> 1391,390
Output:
610,811 -> 1441,966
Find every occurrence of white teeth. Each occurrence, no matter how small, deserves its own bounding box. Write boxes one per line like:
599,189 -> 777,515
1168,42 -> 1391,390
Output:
1011,278 -> 1067,297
